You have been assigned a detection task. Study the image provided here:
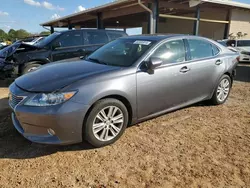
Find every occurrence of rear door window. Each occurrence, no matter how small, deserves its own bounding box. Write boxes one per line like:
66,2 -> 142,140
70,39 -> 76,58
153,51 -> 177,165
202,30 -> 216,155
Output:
85,31 -> 109,45
54,31 -> 83,48
188,39 -> 214,60
151,39 -> 186,64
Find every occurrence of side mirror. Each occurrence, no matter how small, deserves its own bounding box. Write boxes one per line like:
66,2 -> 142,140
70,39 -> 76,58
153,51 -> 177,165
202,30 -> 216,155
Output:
52,42 -> 61,50
146,57 -> 163,70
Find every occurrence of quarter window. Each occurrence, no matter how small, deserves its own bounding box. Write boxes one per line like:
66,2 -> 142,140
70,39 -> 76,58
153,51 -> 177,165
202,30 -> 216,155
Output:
151,40 -> 186,64
188,39 -> 213,60
107,32 -> 124,41
85,31 -> 109,45
212,44 -> 220,56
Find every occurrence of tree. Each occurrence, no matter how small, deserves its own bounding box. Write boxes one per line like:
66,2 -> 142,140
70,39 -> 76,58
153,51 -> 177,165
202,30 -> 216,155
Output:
7,29 -> 31,41
8,29 -> 16,40
15,29 -> 30,39
0,29 -> 7,41
40,31 -> 51,36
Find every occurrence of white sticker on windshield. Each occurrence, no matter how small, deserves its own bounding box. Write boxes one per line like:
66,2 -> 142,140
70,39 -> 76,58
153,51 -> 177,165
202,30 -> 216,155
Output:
133,40 -> 151,45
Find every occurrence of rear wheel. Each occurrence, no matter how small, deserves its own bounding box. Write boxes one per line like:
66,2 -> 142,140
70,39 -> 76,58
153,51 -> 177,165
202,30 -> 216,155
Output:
83,98 -> 128,147
22,63 -> 41,75
210,74 -> 231,105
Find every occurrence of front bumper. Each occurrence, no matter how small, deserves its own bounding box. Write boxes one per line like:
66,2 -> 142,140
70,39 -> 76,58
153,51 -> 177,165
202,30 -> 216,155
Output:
9,83 -> 90,145
11,113 -> 62,144
240,54 -> 250,62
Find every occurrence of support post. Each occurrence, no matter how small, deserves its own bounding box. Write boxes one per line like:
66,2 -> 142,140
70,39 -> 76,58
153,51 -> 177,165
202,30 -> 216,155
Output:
123,28 -> 127,33
152,0 -> 159,34
224,9 -> 231,39
193,5 -> 200,36
147,3 -> 152,34
50,26 -> 54,34
97,12 -> 104,29
68,22 -> 73,30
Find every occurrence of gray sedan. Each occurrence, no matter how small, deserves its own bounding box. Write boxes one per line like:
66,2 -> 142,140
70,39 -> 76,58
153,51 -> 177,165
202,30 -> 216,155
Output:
9,34 -> 239,147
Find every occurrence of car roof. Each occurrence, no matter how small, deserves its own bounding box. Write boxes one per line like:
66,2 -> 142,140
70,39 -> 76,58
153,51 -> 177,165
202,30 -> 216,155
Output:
236,39 -> 250,41
120,34 -> 188,41
57,29 -> 126,34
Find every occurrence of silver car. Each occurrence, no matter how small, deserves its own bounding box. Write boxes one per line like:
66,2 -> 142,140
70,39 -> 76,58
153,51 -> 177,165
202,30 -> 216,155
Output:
9,35 -> 239,147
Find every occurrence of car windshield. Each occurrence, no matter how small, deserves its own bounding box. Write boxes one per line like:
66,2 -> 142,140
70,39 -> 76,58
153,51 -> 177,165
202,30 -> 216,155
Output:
237,40 -> 250,47
22,38 -> 34,42
86,38 -> 155,67
35,32 -> 61,48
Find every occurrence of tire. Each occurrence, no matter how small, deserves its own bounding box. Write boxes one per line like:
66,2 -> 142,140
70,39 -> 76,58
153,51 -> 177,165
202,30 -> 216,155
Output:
22,63 -> 41,75
209,74 -> 232,105
83,98 -> 128,147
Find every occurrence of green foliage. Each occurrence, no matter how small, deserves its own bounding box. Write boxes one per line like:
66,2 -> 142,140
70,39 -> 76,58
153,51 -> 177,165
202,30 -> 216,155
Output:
8,29 -> 16,40
15,29 -> 30,39
0,29 -> 51,42
40,31 -> 51,36
0,29 -> 8,41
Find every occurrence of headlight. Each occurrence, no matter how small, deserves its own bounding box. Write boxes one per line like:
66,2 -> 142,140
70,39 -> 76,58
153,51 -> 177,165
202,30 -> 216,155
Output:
24,91 -> 77,106
240,51 -> 250,55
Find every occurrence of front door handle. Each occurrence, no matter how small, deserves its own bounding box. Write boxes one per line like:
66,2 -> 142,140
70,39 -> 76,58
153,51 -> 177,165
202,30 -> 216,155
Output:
215,60 -> 223,65
180,66 -> 190,73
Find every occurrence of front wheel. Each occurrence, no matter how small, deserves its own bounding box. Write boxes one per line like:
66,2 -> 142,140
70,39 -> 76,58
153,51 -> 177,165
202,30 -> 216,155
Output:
210,75 -> 232,105
22,63 -> 41,75
83,98 -> 128,147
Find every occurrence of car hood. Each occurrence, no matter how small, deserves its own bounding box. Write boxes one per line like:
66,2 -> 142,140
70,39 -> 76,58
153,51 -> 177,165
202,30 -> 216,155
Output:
15,60 -> 121,92
0,42 -> 39,59
236,47 -> 250,52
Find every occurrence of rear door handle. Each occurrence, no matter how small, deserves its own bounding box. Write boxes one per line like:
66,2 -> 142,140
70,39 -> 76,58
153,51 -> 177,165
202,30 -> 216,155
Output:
215,60 -> 223,65
180,66 -> 190,73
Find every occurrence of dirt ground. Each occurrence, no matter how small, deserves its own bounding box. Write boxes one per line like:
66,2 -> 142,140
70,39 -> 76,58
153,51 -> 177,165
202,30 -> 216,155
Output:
0,64 -> 250,188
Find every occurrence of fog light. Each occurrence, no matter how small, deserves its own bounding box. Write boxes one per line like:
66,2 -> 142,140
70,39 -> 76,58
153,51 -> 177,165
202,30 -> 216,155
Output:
47,128 -> 55,136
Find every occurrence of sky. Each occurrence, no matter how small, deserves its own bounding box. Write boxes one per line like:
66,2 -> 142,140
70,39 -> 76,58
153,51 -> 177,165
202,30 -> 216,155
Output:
0,0 -> 249,35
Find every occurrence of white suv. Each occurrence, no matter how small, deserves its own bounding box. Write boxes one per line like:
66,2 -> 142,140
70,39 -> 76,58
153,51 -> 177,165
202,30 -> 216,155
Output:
226,40 -> 250,62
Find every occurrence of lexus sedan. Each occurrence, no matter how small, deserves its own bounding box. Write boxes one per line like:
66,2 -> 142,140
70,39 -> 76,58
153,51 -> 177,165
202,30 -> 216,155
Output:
9,35 -> 239,147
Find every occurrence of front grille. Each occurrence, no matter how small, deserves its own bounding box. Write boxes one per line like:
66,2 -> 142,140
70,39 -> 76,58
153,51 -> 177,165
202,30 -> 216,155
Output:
9,92 -> 25,109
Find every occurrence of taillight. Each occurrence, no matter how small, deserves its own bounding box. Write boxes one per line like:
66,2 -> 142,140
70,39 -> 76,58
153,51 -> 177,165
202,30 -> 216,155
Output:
236,56 -> 240,62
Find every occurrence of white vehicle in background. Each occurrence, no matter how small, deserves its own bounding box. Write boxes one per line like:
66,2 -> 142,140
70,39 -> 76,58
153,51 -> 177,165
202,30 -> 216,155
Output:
0,42 -> 7,46
217,40 -> 238,53
225,39 -> 250,62
23,37 -> 44,45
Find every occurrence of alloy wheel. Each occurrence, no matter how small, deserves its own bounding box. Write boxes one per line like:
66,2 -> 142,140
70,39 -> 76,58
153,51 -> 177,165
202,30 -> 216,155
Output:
92,106 -> 124,141
216,78 -> 230,102
27,67 -> 39,72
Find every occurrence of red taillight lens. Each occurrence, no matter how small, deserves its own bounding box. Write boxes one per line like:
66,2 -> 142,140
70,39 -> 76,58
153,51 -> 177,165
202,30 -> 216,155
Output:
236,56 -> 240,62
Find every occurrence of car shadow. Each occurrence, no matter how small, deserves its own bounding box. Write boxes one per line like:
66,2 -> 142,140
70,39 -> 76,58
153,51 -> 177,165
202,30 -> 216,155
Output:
0,97 -> 95,159
0,79 -> 14,88
235,64 -> 250,82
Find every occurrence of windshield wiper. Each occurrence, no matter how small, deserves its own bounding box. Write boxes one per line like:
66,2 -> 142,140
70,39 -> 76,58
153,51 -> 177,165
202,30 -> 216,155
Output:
88,57 -> 108,65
